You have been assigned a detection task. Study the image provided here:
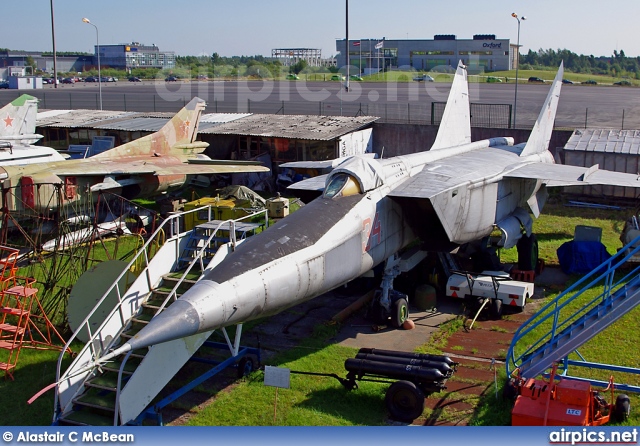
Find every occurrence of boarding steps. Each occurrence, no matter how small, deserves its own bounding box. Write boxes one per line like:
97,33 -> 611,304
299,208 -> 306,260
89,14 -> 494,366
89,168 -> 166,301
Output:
56,270 -> 202,426
507,235 -> 640,390
178,220 -> 262,269
53,210 -> 266,426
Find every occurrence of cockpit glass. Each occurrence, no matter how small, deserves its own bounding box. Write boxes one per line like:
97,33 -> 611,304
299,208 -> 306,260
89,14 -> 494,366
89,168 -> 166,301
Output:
323,173 -> 362,198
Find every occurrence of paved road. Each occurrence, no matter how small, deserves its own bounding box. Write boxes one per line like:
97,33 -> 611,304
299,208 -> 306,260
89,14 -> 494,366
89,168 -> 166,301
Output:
1,80 -> 639,129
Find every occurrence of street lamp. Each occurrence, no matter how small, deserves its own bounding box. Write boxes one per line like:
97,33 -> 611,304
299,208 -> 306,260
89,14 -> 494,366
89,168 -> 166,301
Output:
511,12 -> 526,129
82,17 -> 102,110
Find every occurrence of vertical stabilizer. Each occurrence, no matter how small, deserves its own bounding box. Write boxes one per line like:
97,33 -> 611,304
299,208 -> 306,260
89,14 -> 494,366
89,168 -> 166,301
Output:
93,97 -> 207,159
431,61 -> 471,150
519,62 -> 564,157
0,94 -> 38,138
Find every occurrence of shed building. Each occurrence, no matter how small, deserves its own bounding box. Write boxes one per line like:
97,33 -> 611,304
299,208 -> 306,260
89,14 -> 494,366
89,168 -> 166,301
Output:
562,128 -> 640,199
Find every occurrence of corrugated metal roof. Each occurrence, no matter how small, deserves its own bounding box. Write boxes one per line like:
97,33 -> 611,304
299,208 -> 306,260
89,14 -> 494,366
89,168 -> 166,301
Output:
92,117 -> 170,132
200,113 -> 252,123
36,109 -> 132,128
564,129 -> 640,155
200,114 -> 379,141
36,110 -> 252,132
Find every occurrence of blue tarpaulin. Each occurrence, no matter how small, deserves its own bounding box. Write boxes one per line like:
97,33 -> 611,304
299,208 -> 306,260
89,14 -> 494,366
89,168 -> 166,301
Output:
557,240 -> 611,275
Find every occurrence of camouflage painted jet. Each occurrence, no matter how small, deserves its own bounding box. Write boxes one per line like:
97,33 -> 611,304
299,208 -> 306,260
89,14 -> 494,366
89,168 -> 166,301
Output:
0,97 -> 269,215
0,94 -> 66,165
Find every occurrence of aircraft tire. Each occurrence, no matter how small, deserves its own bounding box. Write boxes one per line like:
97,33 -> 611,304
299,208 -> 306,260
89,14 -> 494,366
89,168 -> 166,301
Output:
489,298 -> 503,319
614,394 -> 631,421
517,234 -> 538,271
237,356 -> 256,378
391,298 -> 409,328
385,380 -> 425,422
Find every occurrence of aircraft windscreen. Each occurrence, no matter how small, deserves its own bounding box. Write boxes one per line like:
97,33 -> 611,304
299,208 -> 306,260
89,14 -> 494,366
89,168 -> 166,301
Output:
323,173 -> 361,198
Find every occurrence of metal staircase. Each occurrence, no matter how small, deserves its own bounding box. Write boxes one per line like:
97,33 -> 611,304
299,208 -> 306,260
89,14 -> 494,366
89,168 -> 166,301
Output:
53,206 -> 267,425
507,235 -> 640,391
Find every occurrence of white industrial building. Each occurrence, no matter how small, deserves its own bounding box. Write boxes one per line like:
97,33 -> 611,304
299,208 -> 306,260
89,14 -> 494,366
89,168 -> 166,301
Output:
336,35 -> 516,73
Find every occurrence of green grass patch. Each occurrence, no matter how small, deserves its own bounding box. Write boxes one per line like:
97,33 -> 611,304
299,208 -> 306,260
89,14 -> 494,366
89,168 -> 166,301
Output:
184,324 -> 389,426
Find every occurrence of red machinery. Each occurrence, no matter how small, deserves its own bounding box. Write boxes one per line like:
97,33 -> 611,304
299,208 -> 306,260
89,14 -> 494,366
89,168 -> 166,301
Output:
509,364 -> 629,426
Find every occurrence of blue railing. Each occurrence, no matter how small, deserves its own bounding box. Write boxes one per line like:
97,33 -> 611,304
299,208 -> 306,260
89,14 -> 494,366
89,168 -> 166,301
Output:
506,234 -> 640,377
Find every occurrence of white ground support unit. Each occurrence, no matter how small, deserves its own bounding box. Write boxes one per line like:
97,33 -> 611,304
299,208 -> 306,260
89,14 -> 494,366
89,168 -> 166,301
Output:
446,270 -> 534,318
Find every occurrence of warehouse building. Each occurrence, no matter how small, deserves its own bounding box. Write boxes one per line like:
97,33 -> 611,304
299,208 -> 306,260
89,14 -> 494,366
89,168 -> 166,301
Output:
336,35 -> 515,73
95,42 -> 175,70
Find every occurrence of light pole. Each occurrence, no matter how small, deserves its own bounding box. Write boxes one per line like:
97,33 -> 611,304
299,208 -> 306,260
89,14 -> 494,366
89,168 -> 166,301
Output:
511,12 -> 526,129
345,0 -> 349,92
50,0 -> 58,89
82,17 -> 102,110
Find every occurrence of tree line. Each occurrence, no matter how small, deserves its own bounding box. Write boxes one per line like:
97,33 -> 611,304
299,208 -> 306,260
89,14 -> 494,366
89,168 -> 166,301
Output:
521,48 -> 640,78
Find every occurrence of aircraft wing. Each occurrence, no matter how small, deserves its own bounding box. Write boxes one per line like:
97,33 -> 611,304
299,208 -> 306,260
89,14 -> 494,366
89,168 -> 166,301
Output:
40,159 -> 269,177
286,174 -> 329,192
387,170 -> 457,199
504,162 -> 640,188
280,153 -> 377,171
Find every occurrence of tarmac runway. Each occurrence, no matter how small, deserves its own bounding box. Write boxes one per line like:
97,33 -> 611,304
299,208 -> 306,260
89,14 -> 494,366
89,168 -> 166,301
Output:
1,80 -> 639,129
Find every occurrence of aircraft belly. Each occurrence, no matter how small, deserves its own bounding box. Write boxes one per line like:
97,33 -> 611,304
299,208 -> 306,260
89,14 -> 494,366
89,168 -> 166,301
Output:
192,194 -> 396,327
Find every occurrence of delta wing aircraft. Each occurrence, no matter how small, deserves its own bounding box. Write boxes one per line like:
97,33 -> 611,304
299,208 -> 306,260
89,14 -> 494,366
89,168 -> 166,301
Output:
93,61 -> 640,365
0,94 -> 66,165
0,97 -> 268,215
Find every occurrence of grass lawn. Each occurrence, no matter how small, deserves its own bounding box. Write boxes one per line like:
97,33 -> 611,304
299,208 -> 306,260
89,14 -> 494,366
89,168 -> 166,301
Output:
1,199 -> 639,426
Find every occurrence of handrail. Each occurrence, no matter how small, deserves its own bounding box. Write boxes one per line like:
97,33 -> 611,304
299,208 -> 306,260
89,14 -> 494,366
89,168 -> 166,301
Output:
53,206 -> 267,421
506,234 -> 640,377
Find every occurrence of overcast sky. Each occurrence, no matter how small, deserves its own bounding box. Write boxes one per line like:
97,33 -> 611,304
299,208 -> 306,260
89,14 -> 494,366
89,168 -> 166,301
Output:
2,0 -> 638,59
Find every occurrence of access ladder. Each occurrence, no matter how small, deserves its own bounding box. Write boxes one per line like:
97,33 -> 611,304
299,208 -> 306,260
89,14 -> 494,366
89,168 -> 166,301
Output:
53,208 -> 267,425
507,235 -> 640,392
0,278 -> 38,380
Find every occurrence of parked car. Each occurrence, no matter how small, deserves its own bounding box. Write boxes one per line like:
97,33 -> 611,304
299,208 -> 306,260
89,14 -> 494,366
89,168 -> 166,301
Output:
128,76 -> 141,82
285,74 -> 299,80
562,79 -> 575,84
413,74 -> 434,82
330,74 -> 345,81
165,76 -> 178,82
349,74 -> 363,81
84,76 -> 97,82
614,80 -> 632,86
196,74 -> 208,80
61,77 -> 75,84
486,76 -> 503,83
528,76 -> 545,83
582,79 -> 598,85
0,81 -> 9,89
42,78 -> 54,84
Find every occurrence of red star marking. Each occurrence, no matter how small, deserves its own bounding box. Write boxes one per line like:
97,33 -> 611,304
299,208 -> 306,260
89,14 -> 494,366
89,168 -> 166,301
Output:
181,119 -> 191,137
3,114 -> 13,128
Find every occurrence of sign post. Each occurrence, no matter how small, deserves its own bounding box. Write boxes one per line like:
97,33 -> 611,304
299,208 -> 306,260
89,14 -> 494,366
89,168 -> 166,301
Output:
264,366 -> 291,425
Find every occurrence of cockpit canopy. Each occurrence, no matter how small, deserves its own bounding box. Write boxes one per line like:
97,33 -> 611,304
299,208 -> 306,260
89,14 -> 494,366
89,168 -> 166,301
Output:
323,156 -> 383,199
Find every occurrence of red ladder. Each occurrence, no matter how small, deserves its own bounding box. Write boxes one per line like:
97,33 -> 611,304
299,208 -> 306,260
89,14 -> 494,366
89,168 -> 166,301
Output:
0,280 -> 38,380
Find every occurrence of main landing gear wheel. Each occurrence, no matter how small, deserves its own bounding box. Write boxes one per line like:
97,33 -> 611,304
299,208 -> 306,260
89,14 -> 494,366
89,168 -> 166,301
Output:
517,234 -> 539,271
237,356 -> 256,378
385,380 -> 425,422
391,298 -> 409,328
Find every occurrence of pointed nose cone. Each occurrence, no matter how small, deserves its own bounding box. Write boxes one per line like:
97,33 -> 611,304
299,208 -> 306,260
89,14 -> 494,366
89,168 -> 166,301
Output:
125,299 -> 201,351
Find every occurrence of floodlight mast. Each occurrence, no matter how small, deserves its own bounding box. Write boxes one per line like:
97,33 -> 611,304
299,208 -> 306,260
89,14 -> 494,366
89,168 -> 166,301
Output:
511,12 -> 526,129
82,17 -> 102,110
